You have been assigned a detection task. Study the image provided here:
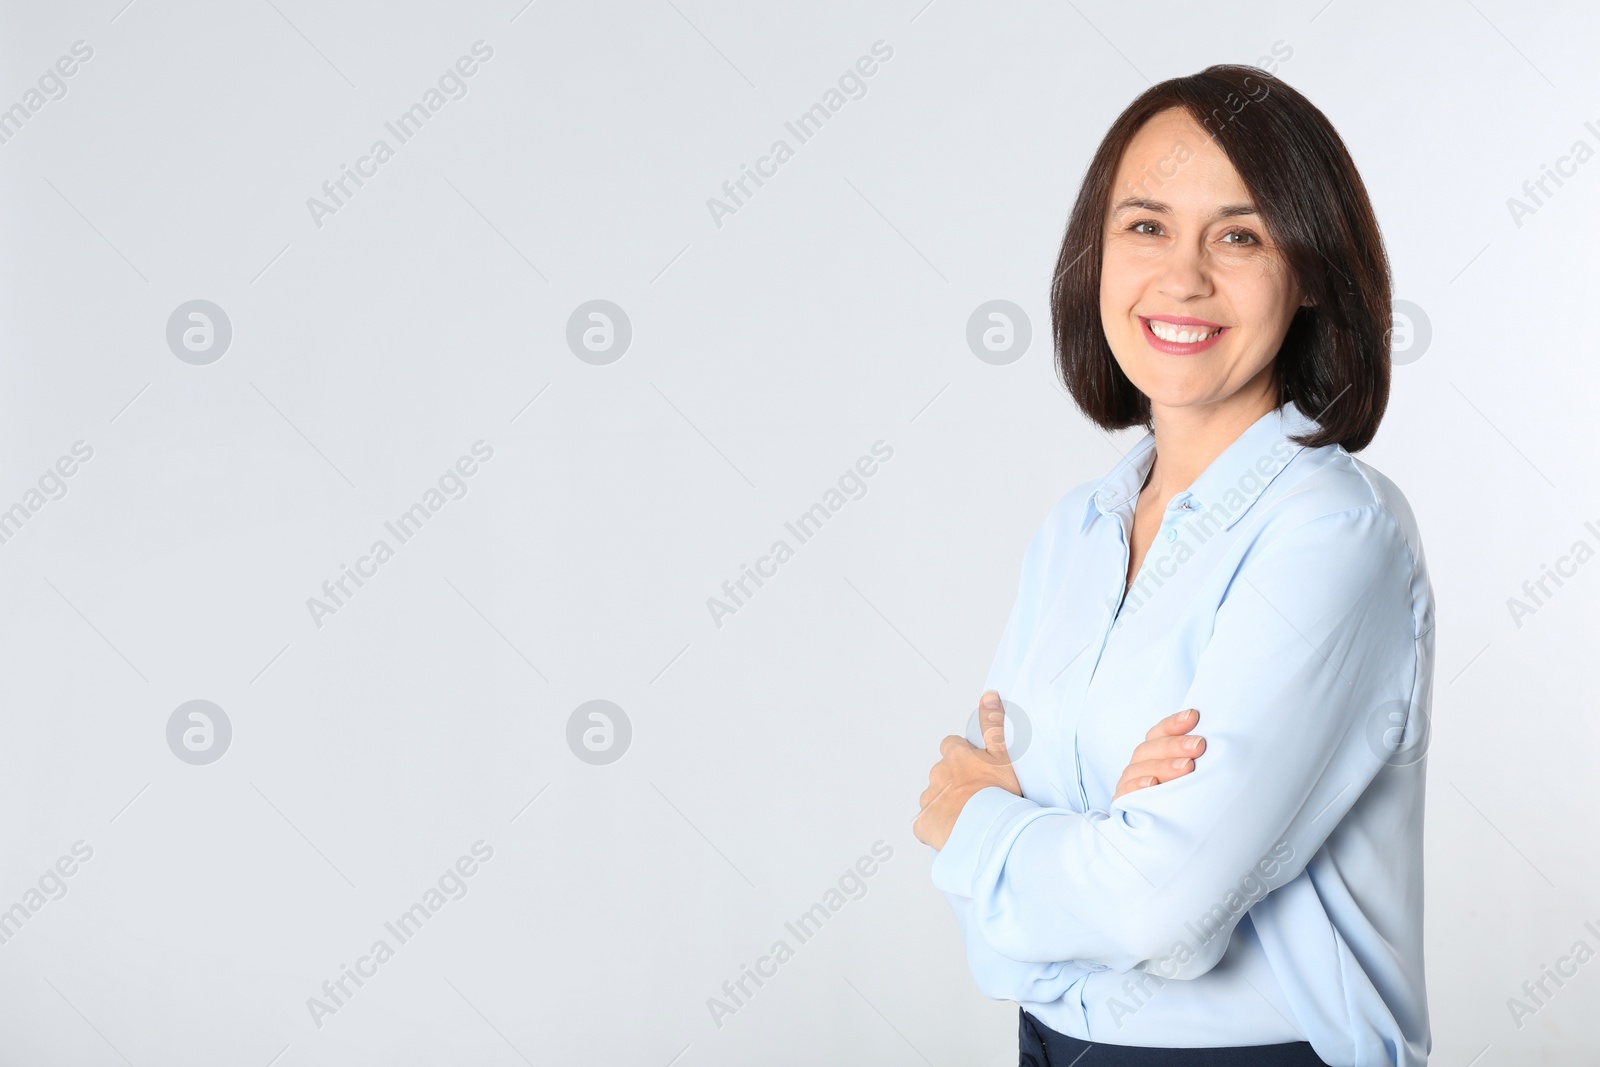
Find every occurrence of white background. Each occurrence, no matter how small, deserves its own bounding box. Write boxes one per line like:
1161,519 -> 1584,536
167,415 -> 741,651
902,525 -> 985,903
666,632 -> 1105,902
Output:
0,1 -> 1597,1064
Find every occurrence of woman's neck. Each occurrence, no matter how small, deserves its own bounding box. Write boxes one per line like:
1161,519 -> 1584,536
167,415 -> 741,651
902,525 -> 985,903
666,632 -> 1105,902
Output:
1143,389 -> 1278,499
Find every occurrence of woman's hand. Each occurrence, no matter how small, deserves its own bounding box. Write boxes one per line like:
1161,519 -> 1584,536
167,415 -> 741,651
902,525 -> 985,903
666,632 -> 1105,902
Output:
1111,708 -> 1205,802
914,691 -> 1023,851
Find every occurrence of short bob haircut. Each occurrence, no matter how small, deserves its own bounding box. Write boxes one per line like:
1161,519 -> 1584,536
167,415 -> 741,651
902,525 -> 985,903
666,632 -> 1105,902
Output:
1051,64 -> 1391,453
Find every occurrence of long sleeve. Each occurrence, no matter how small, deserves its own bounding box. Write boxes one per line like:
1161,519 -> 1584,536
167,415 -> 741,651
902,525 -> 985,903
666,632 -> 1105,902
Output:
932,504 -> 1425,980
979,494 -> 1069,691
934,491 -> 1094,999
942,890 -> 1095,1001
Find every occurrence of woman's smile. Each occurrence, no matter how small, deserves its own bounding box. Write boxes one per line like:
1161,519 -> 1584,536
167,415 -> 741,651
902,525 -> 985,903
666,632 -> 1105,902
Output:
1139,314 -> 1231,355
1094,105 -> 1312,412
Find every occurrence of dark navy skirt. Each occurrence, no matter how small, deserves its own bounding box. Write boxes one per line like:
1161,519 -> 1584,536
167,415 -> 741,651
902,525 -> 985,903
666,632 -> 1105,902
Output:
1019,1009 -> 1333,1066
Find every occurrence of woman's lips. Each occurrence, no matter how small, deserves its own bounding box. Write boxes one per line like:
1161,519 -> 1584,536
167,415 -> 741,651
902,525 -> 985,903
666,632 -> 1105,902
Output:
1140,316 -> 1229,355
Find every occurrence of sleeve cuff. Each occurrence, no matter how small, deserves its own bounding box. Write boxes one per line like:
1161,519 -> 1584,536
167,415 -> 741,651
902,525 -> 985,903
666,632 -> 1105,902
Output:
930,786 -> 1038,898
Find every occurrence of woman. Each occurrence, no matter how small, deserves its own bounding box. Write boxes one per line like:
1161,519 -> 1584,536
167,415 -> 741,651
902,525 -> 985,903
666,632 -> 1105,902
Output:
914,66 -> 1433,1066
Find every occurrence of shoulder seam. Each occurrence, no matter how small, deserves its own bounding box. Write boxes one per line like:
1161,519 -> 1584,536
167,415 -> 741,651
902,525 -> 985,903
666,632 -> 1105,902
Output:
1282,501 -> 1427,641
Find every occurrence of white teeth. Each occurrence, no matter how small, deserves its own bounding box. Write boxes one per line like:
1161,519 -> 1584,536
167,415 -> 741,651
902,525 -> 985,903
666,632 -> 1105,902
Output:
1148,319 -> 1222,344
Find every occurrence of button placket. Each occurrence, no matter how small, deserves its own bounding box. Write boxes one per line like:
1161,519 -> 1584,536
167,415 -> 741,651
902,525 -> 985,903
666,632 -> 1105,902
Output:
1165,495 -> 1196,540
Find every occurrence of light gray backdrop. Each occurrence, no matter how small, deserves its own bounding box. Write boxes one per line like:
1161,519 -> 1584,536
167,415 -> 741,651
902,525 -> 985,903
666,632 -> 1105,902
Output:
1,1 -> 1596,1064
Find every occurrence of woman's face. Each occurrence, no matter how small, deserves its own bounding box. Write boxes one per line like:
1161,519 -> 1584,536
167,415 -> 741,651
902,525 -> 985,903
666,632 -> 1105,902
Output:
1099,107 -> 1306,417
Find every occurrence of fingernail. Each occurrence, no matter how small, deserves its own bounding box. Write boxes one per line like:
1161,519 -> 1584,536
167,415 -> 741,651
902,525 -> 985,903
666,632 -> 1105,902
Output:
1184,736 -> 1203,750
982,693 -> 1001,709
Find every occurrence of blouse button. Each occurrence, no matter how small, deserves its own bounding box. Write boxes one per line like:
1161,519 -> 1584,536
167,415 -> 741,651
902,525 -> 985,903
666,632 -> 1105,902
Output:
1165,527 -> 1178,542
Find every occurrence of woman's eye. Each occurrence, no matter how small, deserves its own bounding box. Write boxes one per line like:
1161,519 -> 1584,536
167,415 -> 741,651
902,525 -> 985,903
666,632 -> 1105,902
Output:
1123,221 -> 1261,245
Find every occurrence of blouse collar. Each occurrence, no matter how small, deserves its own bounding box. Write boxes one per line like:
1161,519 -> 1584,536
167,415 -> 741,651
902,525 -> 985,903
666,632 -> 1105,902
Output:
1081,400 -> 1323,534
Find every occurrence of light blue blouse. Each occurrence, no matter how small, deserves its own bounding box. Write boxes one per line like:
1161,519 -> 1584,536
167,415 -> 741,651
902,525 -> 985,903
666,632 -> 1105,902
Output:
931,400 -> 1434,1066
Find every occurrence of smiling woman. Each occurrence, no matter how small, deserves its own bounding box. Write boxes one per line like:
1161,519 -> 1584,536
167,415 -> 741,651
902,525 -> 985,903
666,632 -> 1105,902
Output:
1055,69 -> 1392,454
917,65 -> 1431,1067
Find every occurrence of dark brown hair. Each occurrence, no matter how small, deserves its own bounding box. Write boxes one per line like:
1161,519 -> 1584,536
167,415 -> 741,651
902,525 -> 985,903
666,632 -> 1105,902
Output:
1051,64 -> 1391,452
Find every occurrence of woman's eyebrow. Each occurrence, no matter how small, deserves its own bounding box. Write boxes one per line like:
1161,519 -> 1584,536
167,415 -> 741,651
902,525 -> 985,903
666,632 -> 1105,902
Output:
1109,196 -> 1259,220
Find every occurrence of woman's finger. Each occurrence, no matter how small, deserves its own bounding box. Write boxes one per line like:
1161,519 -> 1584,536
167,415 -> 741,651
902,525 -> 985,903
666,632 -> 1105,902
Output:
1130,732 -> 1206,767
1112,773 -> 1162,801
1113,756 -> 1196,799
1143,707 -> 1200,742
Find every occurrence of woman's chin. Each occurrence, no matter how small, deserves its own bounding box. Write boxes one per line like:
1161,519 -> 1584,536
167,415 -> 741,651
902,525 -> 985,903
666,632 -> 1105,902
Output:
1130,379 -> 1220,411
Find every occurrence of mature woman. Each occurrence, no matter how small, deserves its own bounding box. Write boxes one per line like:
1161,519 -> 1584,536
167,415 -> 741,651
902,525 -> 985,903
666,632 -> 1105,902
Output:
914,66 -> 1433,1067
